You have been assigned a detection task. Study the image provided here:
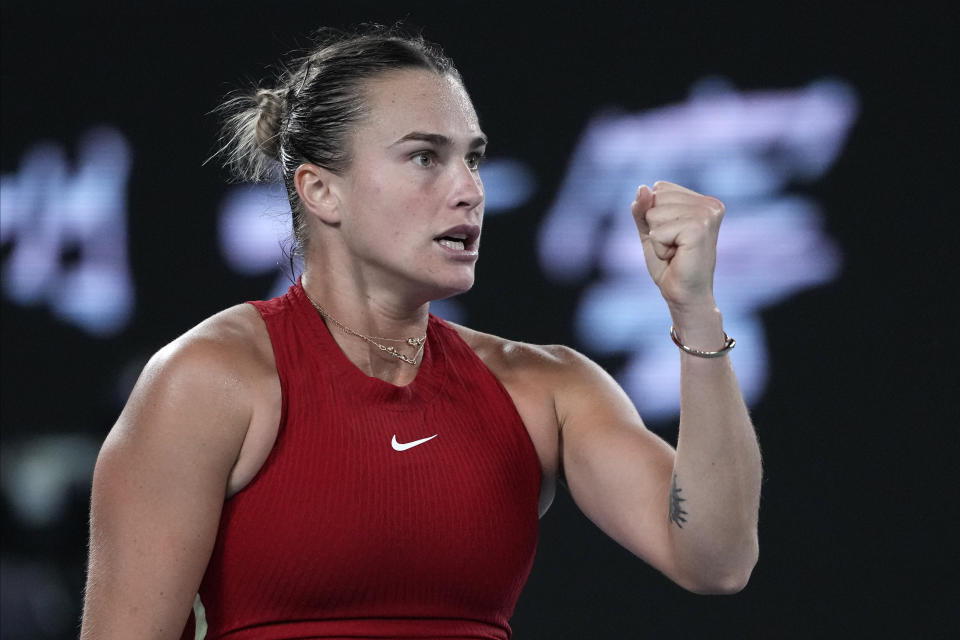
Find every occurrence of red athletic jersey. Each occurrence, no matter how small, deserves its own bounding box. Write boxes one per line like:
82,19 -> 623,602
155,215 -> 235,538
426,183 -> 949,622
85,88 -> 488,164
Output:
180,282 -> 541,639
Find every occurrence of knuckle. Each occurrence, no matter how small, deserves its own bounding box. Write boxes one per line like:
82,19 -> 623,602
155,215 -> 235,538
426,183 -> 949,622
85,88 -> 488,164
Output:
688,220 -> 710,240
706,196 -> 725,215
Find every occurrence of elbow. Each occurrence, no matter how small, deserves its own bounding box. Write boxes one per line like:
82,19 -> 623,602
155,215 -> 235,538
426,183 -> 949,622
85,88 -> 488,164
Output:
691,564 -> 754,595
680,538 -> 759,595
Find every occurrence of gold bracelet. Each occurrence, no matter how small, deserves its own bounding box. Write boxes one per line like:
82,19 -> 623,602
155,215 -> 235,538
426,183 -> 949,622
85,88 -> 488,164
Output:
670,325 -> 735,358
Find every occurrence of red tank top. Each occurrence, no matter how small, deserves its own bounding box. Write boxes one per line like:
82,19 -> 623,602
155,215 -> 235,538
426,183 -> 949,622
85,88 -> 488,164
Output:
182,283 -> 540,639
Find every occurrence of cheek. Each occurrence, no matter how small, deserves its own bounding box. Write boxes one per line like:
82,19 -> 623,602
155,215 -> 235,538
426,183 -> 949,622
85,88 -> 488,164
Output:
344,164 -> 435,243
344,171 -> 388,225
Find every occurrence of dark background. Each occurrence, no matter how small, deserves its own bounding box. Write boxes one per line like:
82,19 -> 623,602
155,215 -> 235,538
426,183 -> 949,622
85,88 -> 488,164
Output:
2,1 -> 957,638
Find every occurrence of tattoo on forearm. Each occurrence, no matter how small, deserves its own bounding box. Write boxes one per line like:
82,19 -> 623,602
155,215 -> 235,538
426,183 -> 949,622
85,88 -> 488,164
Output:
669,473 -> 688,528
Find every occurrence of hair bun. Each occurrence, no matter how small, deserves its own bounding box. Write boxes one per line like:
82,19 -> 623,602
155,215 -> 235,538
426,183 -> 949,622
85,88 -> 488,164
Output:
254,88 -> 286,159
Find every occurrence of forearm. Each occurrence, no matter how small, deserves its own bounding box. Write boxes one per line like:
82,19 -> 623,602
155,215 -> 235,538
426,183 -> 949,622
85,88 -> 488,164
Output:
668,305 -> 762,593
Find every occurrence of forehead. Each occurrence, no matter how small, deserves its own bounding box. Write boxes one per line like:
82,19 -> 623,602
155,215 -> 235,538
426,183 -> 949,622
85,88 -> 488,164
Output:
358,68 -> 482,143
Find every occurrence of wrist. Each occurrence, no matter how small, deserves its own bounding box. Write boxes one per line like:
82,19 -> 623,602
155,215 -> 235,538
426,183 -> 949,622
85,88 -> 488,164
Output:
669,304 -> 726,352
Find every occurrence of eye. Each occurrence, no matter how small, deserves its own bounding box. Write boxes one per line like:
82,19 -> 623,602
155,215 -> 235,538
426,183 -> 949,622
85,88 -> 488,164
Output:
466,151 -> 487,171
411,151 -> 435,167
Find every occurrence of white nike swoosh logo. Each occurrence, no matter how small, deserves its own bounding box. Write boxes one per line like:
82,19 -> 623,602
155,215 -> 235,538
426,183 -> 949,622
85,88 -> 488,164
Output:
391,434 -> 438,451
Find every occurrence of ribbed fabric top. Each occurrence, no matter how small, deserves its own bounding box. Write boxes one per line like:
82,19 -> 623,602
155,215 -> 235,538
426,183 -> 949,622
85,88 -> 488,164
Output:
182,282 -> 541,640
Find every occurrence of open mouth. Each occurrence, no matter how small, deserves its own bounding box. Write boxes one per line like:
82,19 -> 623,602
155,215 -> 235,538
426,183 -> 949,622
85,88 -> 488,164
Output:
434,225 -> 480,252
436,235 -> 467,251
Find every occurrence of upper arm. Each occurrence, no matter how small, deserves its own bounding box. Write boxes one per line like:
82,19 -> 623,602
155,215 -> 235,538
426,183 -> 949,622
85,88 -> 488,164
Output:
551,347 -> 682,582
81,311 -> 260,639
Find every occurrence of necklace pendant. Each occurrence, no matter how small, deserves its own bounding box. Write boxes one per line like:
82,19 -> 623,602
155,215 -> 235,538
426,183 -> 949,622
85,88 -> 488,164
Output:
305,294 -> 423,366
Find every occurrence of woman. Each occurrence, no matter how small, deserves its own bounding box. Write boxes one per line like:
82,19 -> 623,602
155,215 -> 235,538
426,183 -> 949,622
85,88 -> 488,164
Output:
81,27 -> 761,640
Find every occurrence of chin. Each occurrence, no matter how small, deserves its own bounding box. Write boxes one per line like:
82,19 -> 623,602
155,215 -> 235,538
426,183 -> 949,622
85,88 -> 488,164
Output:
427,272 -> 476,302
434,281 -> 475,301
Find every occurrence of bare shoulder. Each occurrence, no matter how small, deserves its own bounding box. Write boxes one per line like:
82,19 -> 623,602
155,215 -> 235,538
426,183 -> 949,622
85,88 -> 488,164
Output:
446,321 -> 583,384
106,302 -> 276,460
446,321 -> 643,435
154,302 -> 272,373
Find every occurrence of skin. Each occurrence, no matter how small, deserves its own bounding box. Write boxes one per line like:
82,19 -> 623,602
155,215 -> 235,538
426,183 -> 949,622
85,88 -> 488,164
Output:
81,68 -> 761,639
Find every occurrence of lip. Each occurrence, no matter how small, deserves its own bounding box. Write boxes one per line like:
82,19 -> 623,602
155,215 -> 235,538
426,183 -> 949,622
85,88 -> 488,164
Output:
433,224 -> 481,254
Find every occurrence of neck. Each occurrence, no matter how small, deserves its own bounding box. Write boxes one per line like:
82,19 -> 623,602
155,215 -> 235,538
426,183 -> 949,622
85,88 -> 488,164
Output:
300,269 -> 431,385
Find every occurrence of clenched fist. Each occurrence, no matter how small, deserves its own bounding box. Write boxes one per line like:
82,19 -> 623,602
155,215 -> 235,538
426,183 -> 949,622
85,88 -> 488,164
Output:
631,181 -> 725,313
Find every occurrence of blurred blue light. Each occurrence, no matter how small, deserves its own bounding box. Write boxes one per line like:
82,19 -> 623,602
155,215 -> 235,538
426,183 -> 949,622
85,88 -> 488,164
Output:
538,78 -> 858,420
1,127 -> 134,336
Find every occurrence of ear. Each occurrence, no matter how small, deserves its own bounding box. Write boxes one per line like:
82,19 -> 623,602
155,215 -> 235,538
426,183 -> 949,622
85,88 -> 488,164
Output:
294,163 -> 341,225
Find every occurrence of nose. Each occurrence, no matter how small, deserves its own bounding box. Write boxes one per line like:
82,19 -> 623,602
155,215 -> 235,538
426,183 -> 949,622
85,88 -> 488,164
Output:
449,161 -> 484,211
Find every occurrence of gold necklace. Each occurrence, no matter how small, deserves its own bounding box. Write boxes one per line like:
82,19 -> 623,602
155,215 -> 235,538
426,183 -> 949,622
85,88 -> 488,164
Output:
306,295 -> 426,366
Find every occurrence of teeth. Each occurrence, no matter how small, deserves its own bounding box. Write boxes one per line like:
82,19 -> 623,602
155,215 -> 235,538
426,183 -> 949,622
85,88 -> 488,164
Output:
438,238 -> 465,250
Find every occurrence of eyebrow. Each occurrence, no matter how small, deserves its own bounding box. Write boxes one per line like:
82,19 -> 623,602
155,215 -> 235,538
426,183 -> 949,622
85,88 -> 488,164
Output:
390,131 -> 488,149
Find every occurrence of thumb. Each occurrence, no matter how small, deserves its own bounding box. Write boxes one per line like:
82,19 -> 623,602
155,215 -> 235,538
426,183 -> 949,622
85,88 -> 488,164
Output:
631,184 -> 655,235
